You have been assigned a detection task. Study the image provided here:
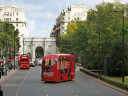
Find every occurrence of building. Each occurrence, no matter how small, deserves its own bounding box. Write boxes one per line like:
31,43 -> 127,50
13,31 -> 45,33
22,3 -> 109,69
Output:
0,5 -> 28,53
50,5 -> 88,37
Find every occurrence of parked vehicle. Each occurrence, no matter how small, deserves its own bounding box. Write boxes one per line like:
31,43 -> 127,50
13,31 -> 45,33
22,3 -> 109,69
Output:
29,62 -> 35,67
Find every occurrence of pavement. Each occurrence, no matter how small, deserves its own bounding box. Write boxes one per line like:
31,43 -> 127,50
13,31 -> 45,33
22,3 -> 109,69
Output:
0,69 -> 19,85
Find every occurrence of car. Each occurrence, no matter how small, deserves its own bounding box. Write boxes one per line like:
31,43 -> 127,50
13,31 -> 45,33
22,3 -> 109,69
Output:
29,62 -> 35,67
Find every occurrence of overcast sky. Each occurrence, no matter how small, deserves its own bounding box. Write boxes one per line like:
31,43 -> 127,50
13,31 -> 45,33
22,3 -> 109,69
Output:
1,0 -> 128,38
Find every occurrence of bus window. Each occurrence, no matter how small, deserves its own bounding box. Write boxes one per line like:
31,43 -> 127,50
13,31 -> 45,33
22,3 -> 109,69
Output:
66,58 -> 69,61
49,59 -> 51,67
54,60 -> 57,64
20,59 -> 28,61
44,68 -> 52,72
61,69 -> 67,74
64,69 -> 67,73
61,69 -> 64,74
56,58 -> 61,61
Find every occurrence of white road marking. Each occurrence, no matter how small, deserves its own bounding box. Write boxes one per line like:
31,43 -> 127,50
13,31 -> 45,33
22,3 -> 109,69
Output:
2,84 -> 18,87
16,70 -> 30,96
45,89 -> 47,92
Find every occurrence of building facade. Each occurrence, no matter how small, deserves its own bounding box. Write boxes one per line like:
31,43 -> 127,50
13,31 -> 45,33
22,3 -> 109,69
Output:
0,5 -> 28,53
50,5 -> 88,37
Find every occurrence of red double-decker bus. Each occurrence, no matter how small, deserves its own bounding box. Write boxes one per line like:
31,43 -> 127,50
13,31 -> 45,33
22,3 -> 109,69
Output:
20,55 -> 30,69
41,54 -> 75,82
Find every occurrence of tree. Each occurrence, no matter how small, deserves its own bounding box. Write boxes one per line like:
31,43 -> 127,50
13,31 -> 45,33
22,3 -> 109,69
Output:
0,22 -> 20,58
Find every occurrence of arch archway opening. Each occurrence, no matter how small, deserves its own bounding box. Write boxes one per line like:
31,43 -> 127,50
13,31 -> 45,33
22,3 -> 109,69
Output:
35,46 -> 44,59
35,46 -> 44,65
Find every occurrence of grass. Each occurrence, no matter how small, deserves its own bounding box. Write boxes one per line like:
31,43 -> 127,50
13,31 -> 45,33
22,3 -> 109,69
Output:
105,76 -> 128,84
93,72 -> 128,84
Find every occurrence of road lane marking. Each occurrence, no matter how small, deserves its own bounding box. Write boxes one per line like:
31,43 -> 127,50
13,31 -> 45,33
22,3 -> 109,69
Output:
2,84 -> 18,87
45,89 -> 47,92
16,69 -> 30,96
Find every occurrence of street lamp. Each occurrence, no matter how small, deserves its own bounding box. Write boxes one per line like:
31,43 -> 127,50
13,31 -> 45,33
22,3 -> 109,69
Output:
98,20 -> 101,78
20,34 -> 24,54
14,30 -> 16,70
114,7 -> 125,83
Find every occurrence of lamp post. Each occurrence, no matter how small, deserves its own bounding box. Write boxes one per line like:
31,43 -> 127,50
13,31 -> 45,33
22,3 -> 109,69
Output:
98,20 -> 101,78
14,30 -> 15,70
20,34 -> 24,54
114,7 -> 125,83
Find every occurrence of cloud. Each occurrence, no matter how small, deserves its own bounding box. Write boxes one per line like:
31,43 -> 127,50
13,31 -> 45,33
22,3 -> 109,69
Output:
1,0 -> 128,38
103,0 -> 115,3
30,11 -> 58,20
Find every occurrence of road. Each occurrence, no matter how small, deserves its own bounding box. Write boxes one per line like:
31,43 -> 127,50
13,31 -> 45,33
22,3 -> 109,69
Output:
1,66 -> 127,96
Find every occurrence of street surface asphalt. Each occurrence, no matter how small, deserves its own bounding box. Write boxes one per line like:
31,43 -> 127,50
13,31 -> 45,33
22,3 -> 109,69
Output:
1,66 -> 128,96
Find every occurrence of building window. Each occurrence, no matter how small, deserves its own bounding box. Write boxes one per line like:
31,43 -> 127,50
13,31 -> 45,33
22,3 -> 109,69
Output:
10,12 -> 12,16
16,18 -> 18,21
4,12 -> 9,16
10,18 -> 11,21
16,12 -> 18,15
6,18 -> 9,21
68,12 -> 70,15
16,23 -> 18,26
68,17 -> 70,20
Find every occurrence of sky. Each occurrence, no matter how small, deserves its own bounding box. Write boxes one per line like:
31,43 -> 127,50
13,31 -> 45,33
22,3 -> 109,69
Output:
1,0 -> 128,38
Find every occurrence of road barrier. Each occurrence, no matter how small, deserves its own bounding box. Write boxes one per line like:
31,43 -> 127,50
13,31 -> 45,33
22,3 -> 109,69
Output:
80,68 -> 128,91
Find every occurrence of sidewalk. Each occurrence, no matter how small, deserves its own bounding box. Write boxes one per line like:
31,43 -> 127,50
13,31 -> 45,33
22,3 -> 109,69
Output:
78,66 -> 128,94
0,69 -> 18,84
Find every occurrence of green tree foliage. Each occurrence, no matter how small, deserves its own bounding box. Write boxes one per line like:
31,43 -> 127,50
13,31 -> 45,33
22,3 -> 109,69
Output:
57,1 -> 128,76
0,22 -> 20,57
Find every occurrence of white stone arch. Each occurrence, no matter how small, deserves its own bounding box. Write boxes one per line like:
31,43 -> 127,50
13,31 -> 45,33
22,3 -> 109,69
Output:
23,37 -> 57,61
34,46 -> 44,60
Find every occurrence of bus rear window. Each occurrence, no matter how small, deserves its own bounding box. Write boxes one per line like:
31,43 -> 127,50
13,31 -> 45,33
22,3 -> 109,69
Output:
44,68 -> 52,72
20,59 -> 28,61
